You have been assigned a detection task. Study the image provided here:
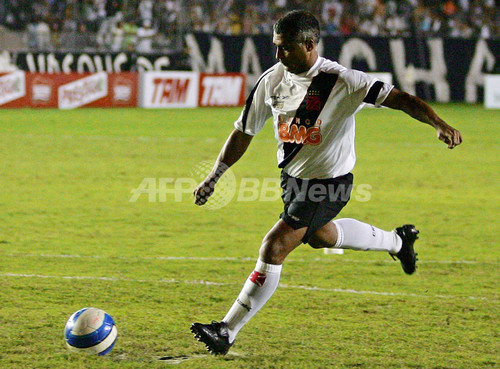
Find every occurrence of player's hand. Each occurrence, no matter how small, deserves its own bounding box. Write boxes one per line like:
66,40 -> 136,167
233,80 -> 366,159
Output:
193,178 -> 216,206
436,123 -> 462,149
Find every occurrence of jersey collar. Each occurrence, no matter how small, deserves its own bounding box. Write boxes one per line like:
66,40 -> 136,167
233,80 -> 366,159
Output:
285,56 -> 324,82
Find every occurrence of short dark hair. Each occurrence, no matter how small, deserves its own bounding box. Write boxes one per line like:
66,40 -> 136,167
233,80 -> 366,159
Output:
273,10 -> 320,44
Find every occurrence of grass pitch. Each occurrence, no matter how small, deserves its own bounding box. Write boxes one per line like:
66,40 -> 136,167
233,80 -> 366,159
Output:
0,105 -> 498,369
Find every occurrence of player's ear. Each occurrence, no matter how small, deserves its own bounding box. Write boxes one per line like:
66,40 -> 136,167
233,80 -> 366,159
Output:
305,39 -> 315,52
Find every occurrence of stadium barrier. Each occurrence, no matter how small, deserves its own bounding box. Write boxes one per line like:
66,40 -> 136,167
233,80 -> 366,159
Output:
484,75 -> 500,109
0,71 -> 246,109
0,71 -> 138,109
8,34 -> 499,103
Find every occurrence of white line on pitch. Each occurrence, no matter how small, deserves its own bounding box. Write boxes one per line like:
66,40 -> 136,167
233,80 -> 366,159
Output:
0,273 -> 488,301
2,252 -> 496,265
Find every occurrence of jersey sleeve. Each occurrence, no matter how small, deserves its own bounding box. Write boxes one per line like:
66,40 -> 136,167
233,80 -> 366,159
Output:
341,69 -> 394,107
234,70 -> 273,136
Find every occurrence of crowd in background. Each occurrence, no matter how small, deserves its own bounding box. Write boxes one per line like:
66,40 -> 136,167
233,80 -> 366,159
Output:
0,0 -> 498,52
192,0 -> 499,39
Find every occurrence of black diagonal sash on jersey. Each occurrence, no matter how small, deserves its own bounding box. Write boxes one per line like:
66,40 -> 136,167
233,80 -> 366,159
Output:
278,72 -> 338,169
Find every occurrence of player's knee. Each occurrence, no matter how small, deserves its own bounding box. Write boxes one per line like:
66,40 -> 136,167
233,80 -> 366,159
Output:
308,231 -> 335,249
259,239 -> 287,264
308,235 -> 324,249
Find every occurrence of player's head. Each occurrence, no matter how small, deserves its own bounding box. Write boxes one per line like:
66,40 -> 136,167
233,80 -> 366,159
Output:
273,10 -> 320,74
274,10 -> 320,45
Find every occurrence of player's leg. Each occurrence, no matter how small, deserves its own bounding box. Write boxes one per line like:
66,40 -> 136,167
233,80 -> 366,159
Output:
258,218 -> 307,264
223,220 -> 305,338
191,220 -> 305,355
309,219 -> 402,253
309,219 -> 419,274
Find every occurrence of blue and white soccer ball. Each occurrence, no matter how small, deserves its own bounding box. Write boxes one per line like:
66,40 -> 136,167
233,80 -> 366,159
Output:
64,307 -> 118,355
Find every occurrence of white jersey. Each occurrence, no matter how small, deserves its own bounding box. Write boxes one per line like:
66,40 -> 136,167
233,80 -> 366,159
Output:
234,56 -> 394,179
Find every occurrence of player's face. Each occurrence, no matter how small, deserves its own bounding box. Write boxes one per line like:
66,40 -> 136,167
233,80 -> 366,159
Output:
273,32 -> 311,74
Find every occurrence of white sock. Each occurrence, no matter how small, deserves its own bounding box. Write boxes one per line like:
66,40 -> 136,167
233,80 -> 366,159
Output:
222,259 -> 282,343
332,218 -> 402,254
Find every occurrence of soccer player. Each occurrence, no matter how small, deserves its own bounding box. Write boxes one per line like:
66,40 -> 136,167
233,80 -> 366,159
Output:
191,10 -> 462,355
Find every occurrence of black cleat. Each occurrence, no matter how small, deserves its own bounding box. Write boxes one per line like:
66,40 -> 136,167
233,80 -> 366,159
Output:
392,224 -> 419,274
190,321 -> 233,355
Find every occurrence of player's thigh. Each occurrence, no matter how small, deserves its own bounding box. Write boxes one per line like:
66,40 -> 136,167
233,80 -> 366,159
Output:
259,220 -> 307,264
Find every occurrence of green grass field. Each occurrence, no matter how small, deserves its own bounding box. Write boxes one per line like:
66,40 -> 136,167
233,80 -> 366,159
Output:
0,105 -> 498,369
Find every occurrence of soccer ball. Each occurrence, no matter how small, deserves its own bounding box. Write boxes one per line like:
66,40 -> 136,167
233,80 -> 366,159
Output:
64,307 -> 118,355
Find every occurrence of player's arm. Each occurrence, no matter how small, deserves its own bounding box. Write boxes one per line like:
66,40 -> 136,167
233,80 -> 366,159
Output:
194,129 -> 253,206
382,88 -> 462,149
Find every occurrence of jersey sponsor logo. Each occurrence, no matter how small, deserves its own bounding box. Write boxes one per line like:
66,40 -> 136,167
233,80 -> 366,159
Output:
249,270 -> 267,287
278,115 -> 322,146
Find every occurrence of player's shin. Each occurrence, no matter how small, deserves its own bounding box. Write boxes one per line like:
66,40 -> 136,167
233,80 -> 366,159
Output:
222,259 -> 282,343
332,218 -> 402,254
